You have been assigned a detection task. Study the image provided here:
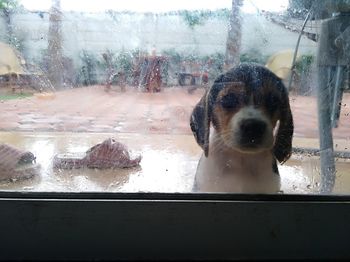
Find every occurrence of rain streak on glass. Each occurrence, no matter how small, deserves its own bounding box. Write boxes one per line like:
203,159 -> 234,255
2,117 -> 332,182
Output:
0,0 -> 349,194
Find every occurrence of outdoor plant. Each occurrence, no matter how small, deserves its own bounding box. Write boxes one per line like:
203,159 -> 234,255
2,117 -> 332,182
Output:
161,49 -> 182,85
294,54 -> 315,95
100,49 -> 138,85
179,9 -> 230,28
203,52 -> 225,80
240,48 -> 268,64
162,48 -> 182,65
161,49 -> 225,85
115,50 -> 133,76
295,54 -> 315,75
0,0 -> 25,51
181,10 -> 209,28
77,50 -> 99,86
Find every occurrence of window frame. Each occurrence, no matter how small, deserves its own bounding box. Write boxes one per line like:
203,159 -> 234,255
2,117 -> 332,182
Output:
0,191 -> 349,260
1,2 -> 350,260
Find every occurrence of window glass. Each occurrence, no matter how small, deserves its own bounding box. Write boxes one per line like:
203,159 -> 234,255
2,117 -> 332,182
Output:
0,0 -> 349,194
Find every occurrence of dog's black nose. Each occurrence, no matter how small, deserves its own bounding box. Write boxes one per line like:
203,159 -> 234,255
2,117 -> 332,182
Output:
240,119 -> 266,145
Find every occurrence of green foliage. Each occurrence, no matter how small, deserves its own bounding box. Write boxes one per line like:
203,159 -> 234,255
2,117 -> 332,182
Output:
77,50 -> 99,86
240,49 -> 268,64
204,52 -> 225,78
72,48 -> 271,87
288,0 -> 315,11
8,32 -> 26,52
0,93 -> 32,101
183,53 -> 200,63
201,52 -> 224,67
103,49 -> 134,74
115,51 -> 133,73
131,48 -> 147,58
76,49 -> 141,86
0,0 -> 18,10
105,9 -> 120,23
179,9 -> 230,28
161,49 -> 267,81
1,0 -> 25,51
181,10 -> 207,28
162,48 -> 182,64
161,49 -> 225,81
287,0 -> 315,19
295,54 -> 315,74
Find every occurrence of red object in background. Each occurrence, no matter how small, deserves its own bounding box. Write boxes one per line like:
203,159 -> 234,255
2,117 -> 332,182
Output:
202,72 -> 209,84
146,56 -> 161,92
140,55 -> 167,93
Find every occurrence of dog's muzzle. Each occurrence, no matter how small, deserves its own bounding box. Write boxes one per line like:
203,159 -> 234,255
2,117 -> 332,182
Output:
239,119 -> 267,148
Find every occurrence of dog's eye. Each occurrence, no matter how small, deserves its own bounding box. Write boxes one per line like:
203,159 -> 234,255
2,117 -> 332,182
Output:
265,94 -> 280,114
220,93 -> 241,109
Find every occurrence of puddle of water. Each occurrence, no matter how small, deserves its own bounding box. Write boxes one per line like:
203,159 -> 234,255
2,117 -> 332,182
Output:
0,132 -> 199,192
0,131 -> 350,194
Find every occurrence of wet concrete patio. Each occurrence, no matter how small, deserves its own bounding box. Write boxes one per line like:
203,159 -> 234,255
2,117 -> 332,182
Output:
1,86 -> 350,194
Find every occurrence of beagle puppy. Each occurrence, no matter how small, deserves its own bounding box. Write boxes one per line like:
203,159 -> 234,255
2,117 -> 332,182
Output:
190,63 -> 293,193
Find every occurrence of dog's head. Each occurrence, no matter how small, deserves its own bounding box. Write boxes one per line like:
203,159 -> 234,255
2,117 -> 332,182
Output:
190,63 -> 293,164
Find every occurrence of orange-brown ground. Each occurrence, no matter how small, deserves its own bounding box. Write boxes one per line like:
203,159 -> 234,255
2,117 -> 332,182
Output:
1,85 -> 350,140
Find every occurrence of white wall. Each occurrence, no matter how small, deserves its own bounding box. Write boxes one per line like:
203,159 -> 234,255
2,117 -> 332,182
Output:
0,10 -> 317,68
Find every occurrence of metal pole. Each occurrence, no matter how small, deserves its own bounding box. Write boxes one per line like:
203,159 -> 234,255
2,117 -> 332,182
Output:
331,66 -> 344,128
317,19 -> 336,194
317,66 -> 336,194
288,11 -> 312,91
317,13 -> 350,193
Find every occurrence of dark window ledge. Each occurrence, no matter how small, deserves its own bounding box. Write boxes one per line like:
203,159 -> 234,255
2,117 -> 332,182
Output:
0,192 -> 349,260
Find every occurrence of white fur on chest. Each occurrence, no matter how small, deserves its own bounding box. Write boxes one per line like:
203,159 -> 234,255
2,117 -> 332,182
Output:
194,132 -> 280,193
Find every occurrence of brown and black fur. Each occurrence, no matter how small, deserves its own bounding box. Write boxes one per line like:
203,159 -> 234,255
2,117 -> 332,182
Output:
190,63 -> 294,192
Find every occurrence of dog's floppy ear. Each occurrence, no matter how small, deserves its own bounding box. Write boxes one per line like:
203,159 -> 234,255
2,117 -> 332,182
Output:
190,91 -> 211,157
273,84 -> 294,164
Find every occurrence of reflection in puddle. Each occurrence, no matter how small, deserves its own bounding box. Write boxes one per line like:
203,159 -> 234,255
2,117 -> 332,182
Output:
0,132 -> 350,194
120,149 -> 197,192
27,139 -> 55,176
0,132 -> 200,192
279,165 -> 315,194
